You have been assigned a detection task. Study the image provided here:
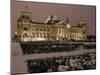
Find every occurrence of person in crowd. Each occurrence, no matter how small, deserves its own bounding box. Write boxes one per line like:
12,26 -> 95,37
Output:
26,52 -> 96,73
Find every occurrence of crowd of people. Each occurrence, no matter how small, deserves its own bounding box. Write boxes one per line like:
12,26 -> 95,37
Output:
83,44 -> 96,49
20,42 -> 95,55
20,42 -> 79,54
26,52 -> 96,73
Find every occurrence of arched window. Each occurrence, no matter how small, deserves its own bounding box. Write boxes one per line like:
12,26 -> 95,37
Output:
23,33 -> 28,38
40,29 -> 42,31
23,27 -> 28,31
44,29 -> 46,31
32,33 -> 35,38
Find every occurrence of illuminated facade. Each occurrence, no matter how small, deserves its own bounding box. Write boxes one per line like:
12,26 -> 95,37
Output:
17,11 -> 87,42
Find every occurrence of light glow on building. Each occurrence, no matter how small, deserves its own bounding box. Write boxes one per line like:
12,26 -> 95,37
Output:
17,11 -> 87,42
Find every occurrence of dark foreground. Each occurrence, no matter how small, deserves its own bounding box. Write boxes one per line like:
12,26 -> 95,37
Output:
27,52 -> 96,73
11,41 -> 96,74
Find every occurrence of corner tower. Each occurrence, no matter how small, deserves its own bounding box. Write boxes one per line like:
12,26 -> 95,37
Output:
77,17 -> 88,40
17,6 -> 32,41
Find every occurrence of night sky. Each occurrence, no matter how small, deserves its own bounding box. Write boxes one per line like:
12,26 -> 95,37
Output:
11,0 -> 96,35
